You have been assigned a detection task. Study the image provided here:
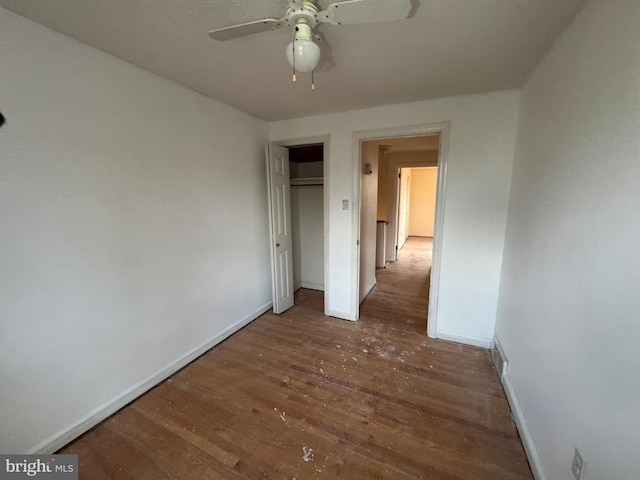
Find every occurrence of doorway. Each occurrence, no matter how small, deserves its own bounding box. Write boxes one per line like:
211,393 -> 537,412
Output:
353,123 -> 449,338
266,139 -> 329,315
361,140 -> 439,318
396,166 -> 438,256
289,144 -> 324,293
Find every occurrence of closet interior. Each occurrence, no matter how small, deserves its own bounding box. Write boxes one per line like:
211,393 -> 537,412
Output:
289,144 -> 324,292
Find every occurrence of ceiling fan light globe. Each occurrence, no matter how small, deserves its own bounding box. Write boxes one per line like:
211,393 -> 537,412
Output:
285,39 -> 320,73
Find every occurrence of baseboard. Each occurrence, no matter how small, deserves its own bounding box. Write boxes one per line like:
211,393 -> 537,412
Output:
326,308 -> 356,321
434,329 -> 492,349
359,278 -> 376,303
502,373 -> 546,480
30,301 -> 273,454
300,281 -> 324,291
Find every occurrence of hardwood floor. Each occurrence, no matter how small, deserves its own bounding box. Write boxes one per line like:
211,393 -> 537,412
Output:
60,237 -> 532,479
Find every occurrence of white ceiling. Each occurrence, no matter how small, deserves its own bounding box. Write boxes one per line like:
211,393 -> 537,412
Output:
0,0 -> 585,121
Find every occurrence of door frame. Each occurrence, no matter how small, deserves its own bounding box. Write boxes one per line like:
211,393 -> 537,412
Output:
270,135 -> 330,315
396,168 -> 411,252
390,163 -> 438,263
352,123 -> 450,339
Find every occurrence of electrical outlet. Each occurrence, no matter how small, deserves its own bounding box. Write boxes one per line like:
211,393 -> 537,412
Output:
571,448 -> 586,480
342,199 -> 349,210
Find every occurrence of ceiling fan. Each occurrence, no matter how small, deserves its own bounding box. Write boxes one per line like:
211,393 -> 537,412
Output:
208,0 -> 415,88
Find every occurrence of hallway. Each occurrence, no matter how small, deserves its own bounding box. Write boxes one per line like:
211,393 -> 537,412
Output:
361,236 -> 433,335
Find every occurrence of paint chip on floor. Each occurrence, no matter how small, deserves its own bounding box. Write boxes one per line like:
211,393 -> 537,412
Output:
302,446 -> 314,462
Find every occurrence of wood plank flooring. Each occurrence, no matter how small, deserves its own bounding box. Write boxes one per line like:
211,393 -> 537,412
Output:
59,237 -> 532,479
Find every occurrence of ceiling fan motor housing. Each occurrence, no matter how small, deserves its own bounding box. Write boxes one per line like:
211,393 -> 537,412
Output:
286,1 -> 320,29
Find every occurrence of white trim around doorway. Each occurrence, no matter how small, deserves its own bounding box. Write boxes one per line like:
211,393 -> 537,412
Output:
351,122 -> 450,339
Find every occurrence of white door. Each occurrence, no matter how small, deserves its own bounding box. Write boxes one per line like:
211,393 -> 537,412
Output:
397,169 -> 411,251
266,145 -> 295,313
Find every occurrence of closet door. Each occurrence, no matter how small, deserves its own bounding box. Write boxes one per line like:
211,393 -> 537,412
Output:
266,145 -> 294,313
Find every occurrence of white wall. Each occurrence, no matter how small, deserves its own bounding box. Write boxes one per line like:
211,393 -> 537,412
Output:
359,141 -> 379,301
270,90 -> 520,345
495,0 -> 640,478
290,159 -> 324,290
408,168 -> 438,237
0,9 -> 271,454
291,186 -> 324,290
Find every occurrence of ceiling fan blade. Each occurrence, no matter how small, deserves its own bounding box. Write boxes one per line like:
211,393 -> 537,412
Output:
317,0 -> 413,25
208,18 -> 285,41
287,0 -> 304,9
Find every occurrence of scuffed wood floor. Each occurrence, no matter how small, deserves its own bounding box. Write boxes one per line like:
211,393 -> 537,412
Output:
60,237 -> 533,479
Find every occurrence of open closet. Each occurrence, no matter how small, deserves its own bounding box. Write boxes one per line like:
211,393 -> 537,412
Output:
266,143 -> 325,314
289,144 -> 324,292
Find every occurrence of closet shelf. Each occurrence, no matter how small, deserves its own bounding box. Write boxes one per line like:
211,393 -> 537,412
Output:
291,177 -> 323,186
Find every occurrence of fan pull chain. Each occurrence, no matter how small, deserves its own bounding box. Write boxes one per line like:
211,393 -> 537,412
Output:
291,29 -> 297,83
311,70 -> 315,91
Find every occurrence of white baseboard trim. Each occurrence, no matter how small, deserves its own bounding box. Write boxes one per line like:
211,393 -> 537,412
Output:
301,281 -> 324,291
30,301 -> 273,455
502,373 -> 546,480
359,278 -> 376,303
326,308 -> 356,321
435,329 -> 492,349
